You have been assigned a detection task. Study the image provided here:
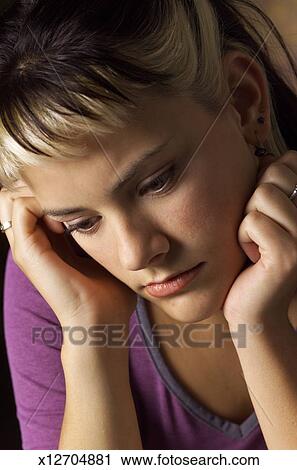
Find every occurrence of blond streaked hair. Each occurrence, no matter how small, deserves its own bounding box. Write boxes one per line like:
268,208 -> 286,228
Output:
0,0 -> 296,191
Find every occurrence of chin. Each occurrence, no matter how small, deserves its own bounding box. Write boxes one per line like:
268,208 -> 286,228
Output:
145,259 -> 239,325
153,285 -> 226,324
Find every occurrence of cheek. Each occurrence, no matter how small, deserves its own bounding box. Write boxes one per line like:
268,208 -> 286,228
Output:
172,155 -> 253,246
88,244 -> 117,272
71,234 -> 118,273
159,178 -> 215,242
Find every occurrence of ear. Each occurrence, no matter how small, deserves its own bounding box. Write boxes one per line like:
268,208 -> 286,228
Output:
221,50 -> 271,146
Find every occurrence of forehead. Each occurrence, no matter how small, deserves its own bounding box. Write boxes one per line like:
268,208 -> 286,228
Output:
20,94 -> 190,172
20,94 -> 210,205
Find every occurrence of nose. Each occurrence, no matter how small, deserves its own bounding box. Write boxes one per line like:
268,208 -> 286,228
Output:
114,215 -> 169,271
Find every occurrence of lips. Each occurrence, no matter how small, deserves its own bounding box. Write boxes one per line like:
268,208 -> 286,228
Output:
144,262 -> 204,298
145,263 -> 202,286
145,271 -> 186,286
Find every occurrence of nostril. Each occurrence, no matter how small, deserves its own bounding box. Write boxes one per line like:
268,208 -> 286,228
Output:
150,252 -> 165,265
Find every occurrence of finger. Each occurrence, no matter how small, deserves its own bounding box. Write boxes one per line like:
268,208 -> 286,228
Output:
0,188 -> 15,251
10,195 -> 81,271
256,161 -> 297,206
256,150 -> 297,187
244,183 -> 297,240
10,179 -> 35,197
275,150 -> 297,175
42,215 -> 66,235
7,195 -> 90,319
256,153 -> 279,183
11,196 -> 48,267
38,218 -> 80,267
238,210 -> 297,272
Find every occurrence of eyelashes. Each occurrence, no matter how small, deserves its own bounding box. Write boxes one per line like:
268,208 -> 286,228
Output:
64,164 -> 178,238
64,216 -> 100,238
138,165 -> 177,196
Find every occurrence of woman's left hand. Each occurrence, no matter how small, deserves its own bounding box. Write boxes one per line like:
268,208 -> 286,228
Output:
222,150 -> 297,326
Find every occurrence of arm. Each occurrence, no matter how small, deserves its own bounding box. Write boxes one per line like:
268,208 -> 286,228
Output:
3,249 -> 66,450
228,314 -> 297,450
222,150 -> 297,449
59,331 -> 143,450
4,249 -> 142,450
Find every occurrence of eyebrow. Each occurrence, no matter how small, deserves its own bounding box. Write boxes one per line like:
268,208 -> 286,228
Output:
43,136 -> 173,218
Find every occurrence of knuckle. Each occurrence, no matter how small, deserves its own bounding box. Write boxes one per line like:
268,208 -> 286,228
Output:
256,182 -> 276,198
263,162 -> 282,180
281,150 -> 297,165
13,197 -> 23,209
287,150 -> 297,159
246,209 -> 262,223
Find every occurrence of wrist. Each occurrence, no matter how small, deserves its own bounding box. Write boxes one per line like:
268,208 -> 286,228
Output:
226,308 -> 293,343
61,341 -> 130,386
60,316 -> 131,351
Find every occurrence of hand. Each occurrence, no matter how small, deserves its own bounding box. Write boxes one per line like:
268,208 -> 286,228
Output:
221,150 -> 297,325
0,183 -> 137,329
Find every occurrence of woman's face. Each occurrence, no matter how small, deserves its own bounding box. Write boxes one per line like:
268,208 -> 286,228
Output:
21,93 -> 260,324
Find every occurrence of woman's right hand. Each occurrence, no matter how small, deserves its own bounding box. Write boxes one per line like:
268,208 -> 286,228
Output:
0,184 -> 137,330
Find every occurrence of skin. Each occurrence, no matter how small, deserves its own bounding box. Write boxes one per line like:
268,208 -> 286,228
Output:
17,51 -> 272,340
4,50 -> 297,445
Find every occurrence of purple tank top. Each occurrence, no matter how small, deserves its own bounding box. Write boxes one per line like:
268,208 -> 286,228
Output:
3,249 -> 267,449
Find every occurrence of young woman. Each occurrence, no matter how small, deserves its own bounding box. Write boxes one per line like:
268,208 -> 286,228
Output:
0,0 -> 297,450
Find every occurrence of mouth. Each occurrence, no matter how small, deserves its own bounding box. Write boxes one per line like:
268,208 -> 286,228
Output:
144,262 -> 205,298
144,268 -> 192,287
145,263 -> 202,286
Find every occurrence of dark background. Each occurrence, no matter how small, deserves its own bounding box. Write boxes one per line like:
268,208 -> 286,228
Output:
0,237 -> 21,449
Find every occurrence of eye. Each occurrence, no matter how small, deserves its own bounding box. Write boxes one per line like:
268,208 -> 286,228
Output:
139,165 -> 177,196
64,216 -> 101,238
64,165 -> 178,238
